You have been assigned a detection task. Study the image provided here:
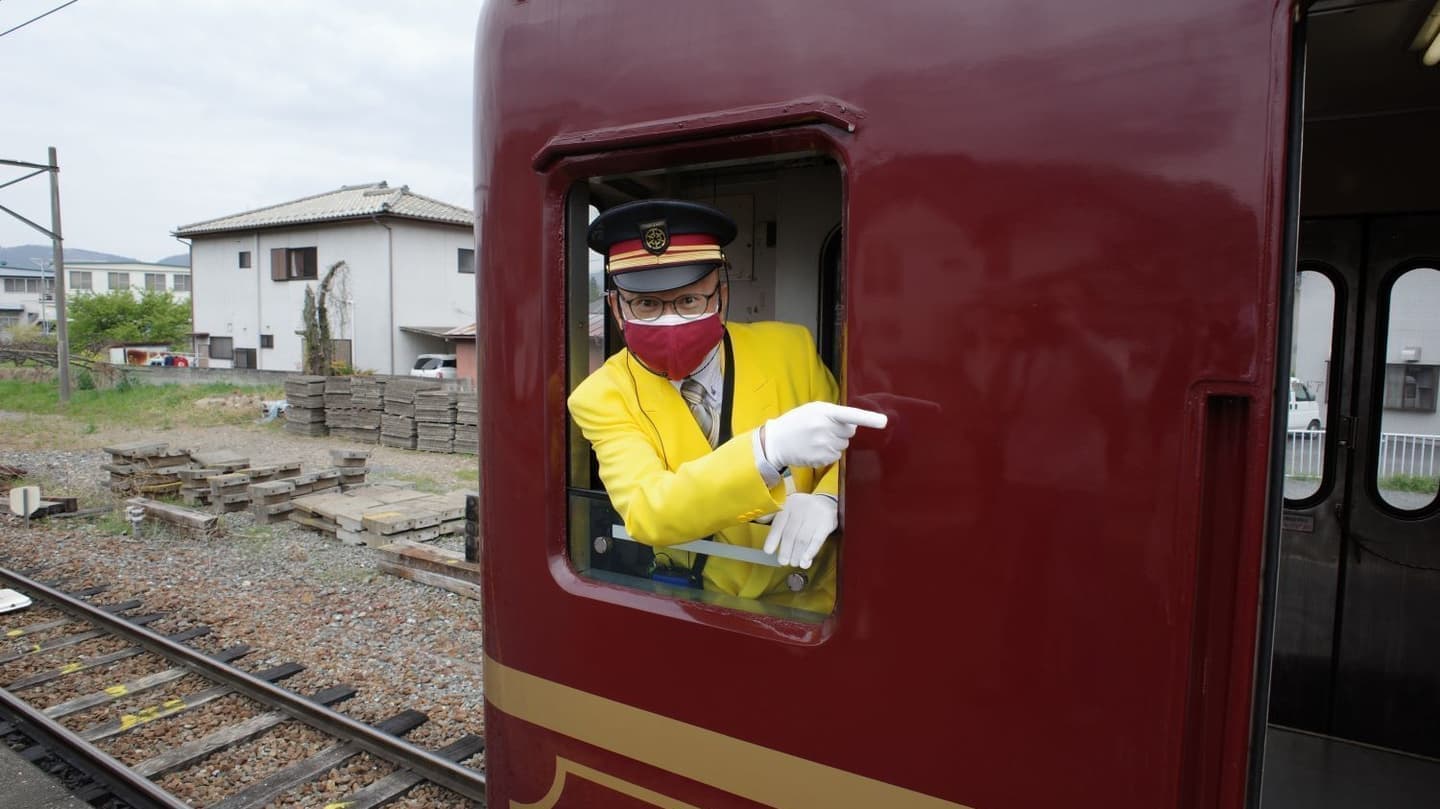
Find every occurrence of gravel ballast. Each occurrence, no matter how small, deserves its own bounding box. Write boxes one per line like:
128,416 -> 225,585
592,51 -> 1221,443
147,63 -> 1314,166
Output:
2,417 -> 485,808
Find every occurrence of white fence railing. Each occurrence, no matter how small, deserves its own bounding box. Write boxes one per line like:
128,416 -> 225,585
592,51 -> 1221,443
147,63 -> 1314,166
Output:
1284,430 -> 1440,479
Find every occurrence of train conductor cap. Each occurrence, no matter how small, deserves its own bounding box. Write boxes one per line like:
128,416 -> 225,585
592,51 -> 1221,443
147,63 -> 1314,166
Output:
588,199 -> 738,293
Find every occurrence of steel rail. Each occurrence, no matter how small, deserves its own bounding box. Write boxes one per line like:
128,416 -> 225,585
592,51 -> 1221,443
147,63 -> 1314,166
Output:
0,567 -> 488,802
0,677 -> 191,809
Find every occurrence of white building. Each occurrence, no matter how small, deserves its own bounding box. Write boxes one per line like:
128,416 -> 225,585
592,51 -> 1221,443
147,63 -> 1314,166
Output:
174,182 -> 475,372
0,261 -> 188,334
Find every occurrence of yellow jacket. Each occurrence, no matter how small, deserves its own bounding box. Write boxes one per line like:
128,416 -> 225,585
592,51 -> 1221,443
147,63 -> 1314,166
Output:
568,321 -> 840,613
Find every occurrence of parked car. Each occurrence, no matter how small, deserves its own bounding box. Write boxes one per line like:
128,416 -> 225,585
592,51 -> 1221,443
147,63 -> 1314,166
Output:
1288,377 -> 1323,431
411,354 -> 458,379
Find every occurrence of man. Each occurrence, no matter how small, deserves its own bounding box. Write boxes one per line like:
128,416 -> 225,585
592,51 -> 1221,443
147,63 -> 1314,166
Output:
567,199 -> 885,613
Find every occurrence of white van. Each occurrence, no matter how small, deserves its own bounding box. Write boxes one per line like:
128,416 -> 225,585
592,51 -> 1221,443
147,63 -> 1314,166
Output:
1288,377 -> 1323,431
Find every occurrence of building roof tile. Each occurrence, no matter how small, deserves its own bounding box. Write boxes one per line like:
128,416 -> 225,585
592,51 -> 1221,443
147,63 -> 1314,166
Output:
174,182 -> 472,237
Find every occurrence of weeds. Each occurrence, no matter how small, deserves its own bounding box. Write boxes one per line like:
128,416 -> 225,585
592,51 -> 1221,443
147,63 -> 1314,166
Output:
1378,474 -> 1440,494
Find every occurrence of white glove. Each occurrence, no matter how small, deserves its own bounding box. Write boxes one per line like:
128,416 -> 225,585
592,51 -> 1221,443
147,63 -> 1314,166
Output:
763,493 -> 837,569
762,402 -> 888,469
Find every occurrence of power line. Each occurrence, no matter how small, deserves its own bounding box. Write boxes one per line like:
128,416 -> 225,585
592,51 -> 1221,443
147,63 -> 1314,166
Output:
0,0 -> 82,40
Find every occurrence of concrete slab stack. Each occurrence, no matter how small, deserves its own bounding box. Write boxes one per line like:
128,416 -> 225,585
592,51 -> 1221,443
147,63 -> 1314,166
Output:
415,390 -> 458,453
381,379 -> 440,449
329,448 -> 372,490
454,392 -> 478,455
283,376 -> 328,437
101,441 -> 191,496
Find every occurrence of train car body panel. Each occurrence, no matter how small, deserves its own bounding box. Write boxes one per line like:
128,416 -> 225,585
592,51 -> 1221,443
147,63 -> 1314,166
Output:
474,1 -> 1292,806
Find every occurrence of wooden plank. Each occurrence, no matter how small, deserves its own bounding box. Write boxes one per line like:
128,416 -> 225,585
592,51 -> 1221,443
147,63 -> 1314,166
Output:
30,645 -> 250,723
131,685 -> 356,778
202,710 -> 428,809
377,560 -> 483,600
325,734 -> 485,809
3,626 -> 210,691
126,497 -> 219,530
78,662 -> 303,742
377,540 -> 482,577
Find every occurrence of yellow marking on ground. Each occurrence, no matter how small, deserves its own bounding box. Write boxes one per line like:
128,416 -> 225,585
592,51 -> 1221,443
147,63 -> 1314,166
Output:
105,684 -> 128,697
161,698 -> 185,710
323,802 -> 354,809
6,629 -> 22,637
60,662 -> 84,674
30,643 -> 41,652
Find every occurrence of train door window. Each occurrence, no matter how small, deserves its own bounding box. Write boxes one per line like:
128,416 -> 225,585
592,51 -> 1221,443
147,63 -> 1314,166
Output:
1284,267 -> 1337,502
565,152 -> 843,622
1375,266 -> 1440,511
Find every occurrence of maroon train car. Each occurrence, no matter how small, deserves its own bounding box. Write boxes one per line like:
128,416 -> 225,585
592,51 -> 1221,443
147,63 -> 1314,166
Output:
472,0 -> 1440,807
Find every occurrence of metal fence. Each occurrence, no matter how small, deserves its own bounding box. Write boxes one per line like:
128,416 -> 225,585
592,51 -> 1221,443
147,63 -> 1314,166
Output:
1284,430 -> 1440,479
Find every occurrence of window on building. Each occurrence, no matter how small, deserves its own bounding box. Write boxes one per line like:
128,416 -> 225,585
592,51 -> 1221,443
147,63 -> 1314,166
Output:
331,339 -> 353,367
3,278 -> 51,293
269,247 -> 318,281
70,271 -> 92,291
1383,364 -> 1438,413
239,251 -> 252,269
108,272 -> 130,290
564,150 -> 845,624
260,334 -> 274,349
234,348 -> 257,369
0,314 -> 19,330
209,336 -> 234,360
172,275 -> 191,292
145,273 -> 166,291
458,248 -> 475,274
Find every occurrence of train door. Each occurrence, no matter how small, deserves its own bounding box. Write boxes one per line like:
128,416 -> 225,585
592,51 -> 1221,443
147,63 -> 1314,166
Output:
1261,2 -> 1440,805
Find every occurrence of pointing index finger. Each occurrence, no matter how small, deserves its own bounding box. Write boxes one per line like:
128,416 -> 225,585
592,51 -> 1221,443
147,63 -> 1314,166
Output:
826,404 -> 888,430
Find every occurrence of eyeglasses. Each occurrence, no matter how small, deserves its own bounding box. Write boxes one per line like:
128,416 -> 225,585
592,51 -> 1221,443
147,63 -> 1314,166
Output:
615,284 -> 722,322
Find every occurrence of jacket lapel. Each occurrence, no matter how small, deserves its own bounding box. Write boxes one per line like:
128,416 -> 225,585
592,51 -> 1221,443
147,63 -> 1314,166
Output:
726,323 -> 773,435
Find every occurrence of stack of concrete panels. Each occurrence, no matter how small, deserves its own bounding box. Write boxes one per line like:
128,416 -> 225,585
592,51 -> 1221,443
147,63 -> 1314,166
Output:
329,448 -> 371,490
283,376 -> 328,437
101,441 -> 190,496
177,468 -> 220,506
415,390 -> 457,453
324,376 -> 355,436
381,378 -> 442,449
249,480 -> 297,524
454,392 -> 478,455
208,472 -> 252,513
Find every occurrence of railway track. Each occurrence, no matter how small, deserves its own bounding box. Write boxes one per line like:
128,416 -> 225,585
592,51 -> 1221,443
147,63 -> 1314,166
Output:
0,566 -> 487,808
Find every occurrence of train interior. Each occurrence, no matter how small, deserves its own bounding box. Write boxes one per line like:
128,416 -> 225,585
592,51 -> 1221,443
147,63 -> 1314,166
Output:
563,154 -> 843,619
1260,1 -> 1440,806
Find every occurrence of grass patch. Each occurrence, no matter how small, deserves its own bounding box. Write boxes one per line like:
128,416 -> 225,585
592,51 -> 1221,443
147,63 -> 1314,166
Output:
454,467 -> 479,482
0,380 -> 282,428
1379,474 -> 1440,494
390,473 -> 447,494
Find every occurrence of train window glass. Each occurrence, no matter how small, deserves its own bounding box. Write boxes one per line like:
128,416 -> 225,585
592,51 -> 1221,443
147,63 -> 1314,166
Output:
1375,267 -> 1440,511
1285,268 -> 1335,502
565,153 -> 843,622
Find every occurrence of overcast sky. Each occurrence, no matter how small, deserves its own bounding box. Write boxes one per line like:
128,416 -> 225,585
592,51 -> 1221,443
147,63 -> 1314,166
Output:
0,0 -> 477,263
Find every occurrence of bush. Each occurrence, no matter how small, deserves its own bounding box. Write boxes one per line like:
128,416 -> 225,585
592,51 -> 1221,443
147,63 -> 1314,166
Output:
74,368 -> 95,390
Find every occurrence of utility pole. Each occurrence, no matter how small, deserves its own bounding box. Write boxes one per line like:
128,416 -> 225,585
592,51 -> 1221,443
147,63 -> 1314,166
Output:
49,147 -> 70,403
0,148 -> 70,403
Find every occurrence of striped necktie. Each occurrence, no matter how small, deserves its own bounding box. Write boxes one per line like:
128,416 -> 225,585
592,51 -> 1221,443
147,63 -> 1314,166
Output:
680,377 -> 718,447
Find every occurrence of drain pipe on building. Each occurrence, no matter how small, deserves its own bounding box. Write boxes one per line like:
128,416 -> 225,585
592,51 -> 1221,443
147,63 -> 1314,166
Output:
369,208 -> 395,374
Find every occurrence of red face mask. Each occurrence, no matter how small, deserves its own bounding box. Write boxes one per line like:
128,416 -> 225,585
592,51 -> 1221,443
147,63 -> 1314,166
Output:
623,312 -> 724,380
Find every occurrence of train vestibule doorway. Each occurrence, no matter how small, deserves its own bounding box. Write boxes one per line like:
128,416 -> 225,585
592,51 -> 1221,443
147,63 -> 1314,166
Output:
1260,2 -> 1440,807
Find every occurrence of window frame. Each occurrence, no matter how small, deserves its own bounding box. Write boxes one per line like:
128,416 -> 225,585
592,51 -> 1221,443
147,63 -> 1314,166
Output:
1368,261 -> 1440,515
551,125 -> 851,638
209,336 -> 235,360
172,274 -> 191,292
108,272 -> 130,290
144,273 -> 167,292
269,247 -> 318,281
70,271 -> 92,291
239,251 -> 252,269
1283,261 -> 1346,509
458,247 -> 476,274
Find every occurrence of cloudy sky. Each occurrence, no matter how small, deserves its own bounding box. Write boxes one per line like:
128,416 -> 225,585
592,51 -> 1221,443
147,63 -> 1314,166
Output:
0,0 -> 477,263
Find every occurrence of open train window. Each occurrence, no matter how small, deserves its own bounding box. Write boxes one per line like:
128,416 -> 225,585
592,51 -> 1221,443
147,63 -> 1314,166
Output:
564,152 -> 843,622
